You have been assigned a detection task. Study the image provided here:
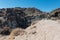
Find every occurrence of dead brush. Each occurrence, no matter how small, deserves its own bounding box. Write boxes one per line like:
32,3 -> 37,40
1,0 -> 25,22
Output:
0,26 -> 11,35
8,28 -> 27,40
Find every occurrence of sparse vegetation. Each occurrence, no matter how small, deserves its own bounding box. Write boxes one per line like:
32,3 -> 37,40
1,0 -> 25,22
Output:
8,28 -> 26,40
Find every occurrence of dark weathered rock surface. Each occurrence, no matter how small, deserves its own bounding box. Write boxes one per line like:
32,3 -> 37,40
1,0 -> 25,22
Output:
0,7 -> 45,29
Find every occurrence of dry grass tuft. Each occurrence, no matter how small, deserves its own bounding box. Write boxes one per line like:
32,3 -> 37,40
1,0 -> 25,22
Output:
8,28 -> 26,40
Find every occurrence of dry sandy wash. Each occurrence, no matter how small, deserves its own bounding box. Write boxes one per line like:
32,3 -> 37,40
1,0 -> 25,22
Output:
0,19 -> 60,40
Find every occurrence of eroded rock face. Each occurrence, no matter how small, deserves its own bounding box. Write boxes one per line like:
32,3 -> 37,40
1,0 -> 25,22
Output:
0,7 -> 44,29
50,8 -> 60,19
0,7 -> 45,36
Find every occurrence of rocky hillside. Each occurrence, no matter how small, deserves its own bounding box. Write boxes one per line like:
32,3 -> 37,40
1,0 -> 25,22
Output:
0,7 -> 47,29
0,7 -> 60,35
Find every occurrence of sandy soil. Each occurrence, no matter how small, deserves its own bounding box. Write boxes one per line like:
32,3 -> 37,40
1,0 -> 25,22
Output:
0,19 -> 60,40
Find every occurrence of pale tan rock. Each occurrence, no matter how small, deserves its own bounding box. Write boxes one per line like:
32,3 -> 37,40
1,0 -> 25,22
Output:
15,20 -> 60,40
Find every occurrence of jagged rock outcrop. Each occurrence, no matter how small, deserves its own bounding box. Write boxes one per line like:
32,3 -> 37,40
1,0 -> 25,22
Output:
50,8 -> 60,19
0,7 -> 44,29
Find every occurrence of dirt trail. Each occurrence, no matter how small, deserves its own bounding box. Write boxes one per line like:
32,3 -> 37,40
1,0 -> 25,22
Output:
14,19 -> 60,40
0,19 -> 60,40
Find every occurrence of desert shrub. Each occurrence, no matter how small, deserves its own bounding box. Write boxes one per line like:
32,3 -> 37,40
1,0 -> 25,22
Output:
0,26 -> 11,35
